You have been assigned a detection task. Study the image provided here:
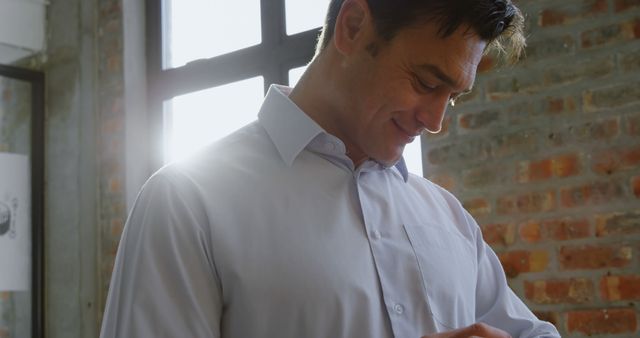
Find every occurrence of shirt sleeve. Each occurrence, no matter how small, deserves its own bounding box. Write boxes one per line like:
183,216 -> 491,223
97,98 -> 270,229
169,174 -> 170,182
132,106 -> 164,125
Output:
100,169 -> 222,338
469,211 -> 560,338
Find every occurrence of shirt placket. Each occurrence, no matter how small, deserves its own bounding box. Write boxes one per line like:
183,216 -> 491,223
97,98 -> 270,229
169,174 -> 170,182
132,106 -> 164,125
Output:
355,166 -> 428,338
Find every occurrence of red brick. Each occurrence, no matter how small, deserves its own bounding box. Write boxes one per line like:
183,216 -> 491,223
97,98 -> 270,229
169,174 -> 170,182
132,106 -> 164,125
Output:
559,180 -> 625,208
567,308 -> 637,335
552,154 -> 580,177
538,9 -> 566,27
620,51 -> 640,72
2,88 -> 11,102
516,159 -> 552,183
109,178 -> 121,193
547,119 -> 619,146
110,219 -> 124,237
559,245 -> 632,270
615,0 -> 640,12
547,98 -> 564,114
458,110 -> 500,131
518,154 -> 581,182
544,218 -> 591,241
544,56 -> 615,87
601,275 -> 640,301
497,190 -> 556,215
524,278 -> 594,304
533,311 -> 560,327
463,198 -> 491,219
519,221 -> 542,243
628,113 -> 640,136
538,0 -> 607,27
544,96 -> 577,115
427,139 -> 489,165
581,20 -> 640,49
428,173 -> 456,192
498,250 -> 549,278
634,176 -> 640,198
596,211 -> 640,237
481,223 -> 516,247
107,54 -> 122,72
507,101 -> 539,126
592,146 -> 640,175
525,36 -> 575,62
491,130 -> 538,158
101,117 -> 123,134
584,84 -> 640,111
462,165 -> 500,189
486,75 -> 541,101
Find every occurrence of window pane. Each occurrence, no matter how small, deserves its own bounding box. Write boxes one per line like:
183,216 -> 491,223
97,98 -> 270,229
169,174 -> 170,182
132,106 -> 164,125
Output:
165,0 -> 262,68
403,138 -> 423,176
164,77 -> 264,162
285,0 -> 330,35
288,66 -> 307,87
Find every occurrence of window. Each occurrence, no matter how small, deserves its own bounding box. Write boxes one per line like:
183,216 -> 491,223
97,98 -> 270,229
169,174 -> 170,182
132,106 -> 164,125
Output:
164,76 -> 264,162
148,0 -> 318,168
285,0 -> 330,35
148,0 -> 423,175
166,0 -> 262,68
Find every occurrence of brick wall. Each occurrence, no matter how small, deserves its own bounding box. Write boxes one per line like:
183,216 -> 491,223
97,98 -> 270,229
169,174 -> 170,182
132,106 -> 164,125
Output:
424,0 -> 640,336
96,0 -> 127,327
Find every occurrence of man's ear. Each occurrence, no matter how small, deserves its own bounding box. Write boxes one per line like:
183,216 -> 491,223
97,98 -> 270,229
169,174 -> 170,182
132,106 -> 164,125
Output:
333,0 -> 372,56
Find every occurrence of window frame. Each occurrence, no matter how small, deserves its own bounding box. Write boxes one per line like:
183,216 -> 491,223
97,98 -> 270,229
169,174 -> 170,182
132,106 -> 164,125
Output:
145,0 -> 321,170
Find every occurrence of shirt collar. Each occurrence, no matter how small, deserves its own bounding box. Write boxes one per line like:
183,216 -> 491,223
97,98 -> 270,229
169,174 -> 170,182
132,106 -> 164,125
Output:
258,84 -> 409,182
258,85 -> 324,167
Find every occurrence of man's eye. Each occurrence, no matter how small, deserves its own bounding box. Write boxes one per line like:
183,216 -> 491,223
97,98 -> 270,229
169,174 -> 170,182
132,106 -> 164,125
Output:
416,77 -> 436,91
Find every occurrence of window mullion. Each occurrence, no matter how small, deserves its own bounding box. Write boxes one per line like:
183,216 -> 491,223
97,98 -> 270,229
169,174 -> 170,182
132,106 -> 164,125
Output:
260,0 -> 286,47
260,0 -> 287,88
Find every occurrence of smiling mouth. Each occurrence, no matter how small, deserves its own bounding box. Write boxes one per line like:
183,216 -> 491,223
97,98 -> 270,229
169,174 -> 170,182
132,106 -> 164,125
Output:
392,119 -> 418,143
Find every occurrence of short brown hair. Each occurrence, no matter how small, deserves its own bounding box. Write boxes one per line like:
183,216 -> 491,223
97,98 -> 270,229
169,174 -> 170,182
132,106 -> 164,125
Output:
316,0 -> 526,62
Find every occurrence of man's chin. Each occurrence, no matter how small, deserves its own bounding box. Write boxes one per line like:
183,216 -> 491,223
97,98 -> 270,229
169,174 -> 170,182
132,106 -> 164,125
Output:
372,153 -> 403,168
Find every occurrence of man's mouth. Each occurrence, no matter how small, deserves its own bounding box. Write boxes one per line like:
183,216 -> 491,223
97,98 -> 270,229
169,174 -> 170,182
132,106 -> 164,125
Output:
392,119 -> 418,143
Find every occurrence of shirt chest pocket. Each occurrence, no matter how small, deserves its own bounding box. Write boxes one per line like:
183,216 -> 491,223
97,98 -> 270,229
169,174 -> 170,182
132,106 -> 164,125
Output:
403,223 -> 477,330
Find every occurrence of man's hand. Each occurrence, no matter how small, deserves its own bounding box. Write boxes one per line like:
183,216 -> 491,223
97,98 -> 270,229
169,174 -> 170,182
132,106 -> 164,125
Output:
421,323 -> 512,338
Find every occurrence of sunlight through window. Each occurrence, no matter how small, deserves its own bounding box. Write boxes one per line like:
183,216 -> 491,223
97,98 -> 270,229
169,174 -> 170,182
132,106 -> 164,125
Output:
167,0 -> 262,68
288,66 -> 306,87
285,0 -> 330,35
164,77 -> 264,162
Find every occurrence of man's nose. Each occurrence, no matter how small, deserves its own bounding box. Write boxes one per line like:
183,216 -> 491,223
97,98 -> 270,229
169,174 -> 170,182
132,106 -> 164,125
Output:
415,93 -> 450,133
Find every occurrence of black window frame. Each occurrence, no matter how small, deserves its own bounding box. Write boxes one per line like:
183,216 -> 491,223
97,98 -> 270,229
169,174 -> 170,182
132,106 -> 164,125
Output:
146,0 -> 322,170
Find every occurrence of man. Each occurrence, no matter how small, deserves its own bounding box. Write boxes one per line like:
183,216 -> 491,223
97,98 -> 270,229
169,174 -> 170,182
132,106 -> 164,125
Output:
101,0 -> 561,337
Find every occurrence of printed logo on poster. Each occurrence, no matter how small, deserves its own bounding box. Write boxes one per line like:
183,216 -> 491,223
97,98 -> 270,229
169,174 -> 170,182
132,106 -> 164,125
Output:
0,194 -> 18,238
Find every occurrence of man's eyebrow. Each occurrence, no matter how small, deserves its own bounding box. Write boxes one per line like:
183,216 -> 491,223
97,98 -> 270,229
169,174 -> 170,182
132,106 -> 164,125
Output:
417,64 -> 472,93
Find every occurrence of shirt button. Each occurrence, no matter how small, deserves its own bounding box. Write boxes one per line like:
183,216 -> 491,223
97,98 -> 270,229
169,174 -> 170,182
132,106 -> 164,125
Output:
371,230 -> 381,240
325,142 -> 336,151
393,303 -> 404,314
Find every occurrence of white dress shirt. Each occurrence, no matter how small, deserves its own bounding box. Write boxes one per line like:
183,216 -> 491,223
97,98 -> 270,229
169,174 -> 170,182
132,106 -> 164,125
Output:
100,85 -> 560,338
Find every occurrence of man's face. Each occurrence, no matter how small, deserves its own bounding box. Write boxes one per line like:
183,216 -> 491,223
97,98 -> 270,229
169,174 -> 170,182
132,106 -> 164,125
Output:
336,21 -> 487,167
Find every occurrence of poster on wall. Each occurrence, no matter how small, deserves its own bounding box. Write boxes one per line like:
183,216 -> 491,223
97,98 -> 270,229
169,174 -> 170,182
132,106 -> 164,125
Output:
0,153 -> 30,291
